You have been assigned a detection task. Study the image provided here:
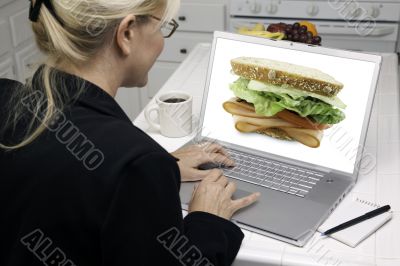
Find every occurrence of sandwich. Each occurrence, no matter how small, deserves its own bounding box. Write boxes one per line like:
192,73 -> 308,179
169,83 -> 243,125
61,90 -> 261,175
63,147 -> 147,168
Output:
223,57 -> 346,148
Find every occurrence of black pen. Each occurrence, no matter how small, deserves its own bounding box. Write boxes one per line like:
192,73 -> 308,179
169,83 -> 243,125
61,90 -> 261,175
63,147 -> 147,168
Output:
322,205 -> 391,236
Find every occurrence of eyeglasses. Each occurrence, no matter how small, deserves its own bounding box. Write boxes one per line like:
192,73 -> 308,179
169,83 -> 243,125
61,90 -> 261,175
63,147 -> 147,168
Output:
149,15 -> 179,38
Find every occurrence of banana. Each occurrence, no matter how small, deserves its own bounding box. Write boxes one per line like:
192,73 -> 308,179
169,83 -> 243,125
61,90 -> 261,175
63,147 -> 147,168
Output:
276,32 -> 285,40
240,30 -> 285,40
237,26 -> 249,33
237,27 -> 250,35
252,23 -> 265,31
237,24 -> 286,40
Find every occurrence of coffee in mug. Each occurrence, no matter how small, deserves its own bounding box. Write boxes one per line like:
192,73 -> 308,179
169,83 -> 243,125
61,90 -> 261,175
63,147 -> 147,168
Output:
144,91 -> 193,138
163,98 -> 186,104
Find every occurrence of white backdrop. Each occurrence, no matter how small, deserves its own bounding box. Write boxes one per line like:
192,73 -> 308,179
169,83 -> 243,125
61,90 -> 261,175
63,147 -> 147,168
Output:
202,38 -> 377,174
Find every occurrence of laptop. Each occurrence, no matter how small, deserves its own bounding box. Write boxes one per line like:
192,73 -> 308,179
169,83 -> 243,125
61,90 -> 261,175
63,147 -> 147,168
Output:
179,31 -> 382,247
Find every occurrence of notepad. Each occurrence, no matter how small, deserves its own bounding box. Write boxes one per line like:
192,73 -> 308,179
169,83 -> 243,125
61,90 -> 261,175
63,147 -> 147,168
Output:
318,196 -> 392,247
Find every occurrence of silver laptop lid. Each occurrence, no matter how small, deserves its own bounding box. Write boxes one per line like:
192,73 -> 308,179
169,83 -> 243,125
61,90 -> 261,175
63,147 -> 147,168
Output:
198,31 -> 381,179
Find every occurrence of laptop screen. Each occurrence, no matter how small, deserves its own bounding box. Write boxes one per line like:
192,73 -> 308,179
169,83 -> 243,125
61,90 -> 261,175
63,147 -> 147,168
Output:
201,35 -> 379,174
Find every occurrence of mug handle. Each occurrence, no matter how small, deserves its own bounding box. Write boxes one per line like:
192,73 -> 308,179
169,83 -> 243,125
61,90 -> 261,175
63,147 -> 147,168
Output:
144,105 -> 161,131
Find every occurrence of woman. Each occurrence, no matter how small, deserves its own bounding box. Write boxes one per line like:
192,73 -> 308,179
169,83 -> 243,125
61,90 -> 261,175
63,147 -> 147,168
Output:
0,0 -> 260,265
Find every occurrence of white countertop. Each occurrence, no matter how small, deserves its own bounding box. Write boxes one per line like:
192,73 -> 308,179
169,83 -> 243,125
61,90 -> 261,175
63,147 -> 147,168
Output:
134,43 -> 400,266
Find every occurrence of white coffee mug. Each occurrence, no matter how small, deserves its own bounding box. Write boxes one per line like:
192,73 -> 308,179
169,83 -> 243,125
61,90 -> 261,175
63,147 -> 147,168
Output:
144,91 -> 193,138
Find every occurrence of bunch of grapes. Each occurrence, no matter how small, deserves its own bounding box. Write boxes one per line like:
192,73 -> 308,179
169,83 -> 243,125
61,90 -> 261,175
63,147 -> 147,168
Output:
267,22 -> 322,45
285,22 -> 321,44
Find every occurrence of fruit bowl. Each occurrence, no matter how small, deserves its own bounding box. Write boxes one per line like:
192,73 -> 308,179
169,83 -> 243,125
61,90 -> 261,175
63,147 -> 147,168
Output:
267,21 -> 322,45
236,21 -> 322,45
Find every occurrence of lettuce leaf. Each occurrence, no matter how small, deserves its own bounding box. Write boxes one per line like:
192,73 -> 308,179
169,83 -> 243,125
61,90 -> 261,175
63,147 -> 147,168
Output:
248,80 -> 347,109
229,78 -> 345,124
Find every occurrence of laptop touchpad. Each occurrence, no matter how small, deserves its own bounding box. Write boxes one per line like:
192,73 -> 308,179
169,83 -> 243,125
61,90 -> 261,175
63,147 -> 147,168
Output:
232,189 -> 253,200
180,182 -> 252,205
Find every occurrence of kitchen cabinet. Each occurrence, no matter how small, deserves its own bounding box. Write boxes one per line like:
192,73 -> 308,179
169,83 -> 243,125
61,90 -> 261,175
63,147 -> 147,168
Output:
0,19 -> 12,57
0,0 -> 142,120
0,58 -> 14,79
0,0 -> 13,9
9,7 -> 33,47
137,0 -> 228,114
147,62 -> 179,97
0,1 -> 39,84
15,43 -> 44,83
0,0 -> 229,121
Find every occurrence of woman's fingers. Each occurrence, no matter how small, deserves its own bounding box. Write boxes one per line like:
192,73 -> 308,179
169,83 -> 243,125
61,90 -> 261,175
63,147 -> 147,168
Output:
224,181 -> 237,198
201,142 -> 230,157
231,192 -> 261,212
215,175 -> 229,187
190,142 -> 235,168
201,169 -> 228,186
209,153 -> 235,167
195,152 -> 235,168
190,183 -> 199,201
185,168 -> 216,182
203,169 -> 223,182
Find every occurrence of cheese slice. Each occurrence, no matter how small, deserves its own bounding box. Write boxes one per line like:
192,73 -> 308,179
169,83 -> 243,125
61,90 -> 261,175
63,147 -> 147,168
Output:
248,80 -> 347,109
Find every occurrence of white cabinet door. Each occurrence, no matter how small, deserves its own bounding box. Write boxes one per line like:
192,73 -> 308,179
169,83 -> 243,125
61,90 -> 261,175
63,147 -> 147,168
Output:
146,61 -> 180,98
115,88 -> 143,122
159,32 -> 213,62
9,8 -> 33,47
0,58 -> 14,79
117,63 -> 179,121
15,43 -> 44,82
0,0 -> 13,8
0,19 -> 12,57
177,3 -> 225,32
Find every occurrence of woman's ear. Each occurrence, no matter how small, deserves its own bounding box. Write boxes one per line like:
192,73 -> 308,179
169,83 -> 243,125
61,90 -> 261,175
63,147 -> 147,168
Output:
115,14 -> 137,56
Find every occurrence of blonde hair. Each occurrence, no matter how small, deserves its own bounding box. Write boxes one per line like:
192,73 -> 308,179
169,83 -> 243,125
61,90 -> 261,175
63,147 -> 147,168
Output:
0,0 -> 180,150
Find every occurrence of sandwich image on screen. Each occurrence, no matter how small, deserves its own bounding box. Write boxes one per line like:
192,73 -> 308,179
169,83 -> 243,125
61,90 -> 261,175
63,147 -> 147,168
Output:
223,57 -> 346,148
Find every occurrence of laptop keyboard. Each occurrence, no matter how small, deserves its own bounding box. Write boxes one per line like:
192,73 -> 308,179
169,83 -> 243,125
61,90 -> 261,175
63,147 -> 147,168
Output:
224,148 -> 324,198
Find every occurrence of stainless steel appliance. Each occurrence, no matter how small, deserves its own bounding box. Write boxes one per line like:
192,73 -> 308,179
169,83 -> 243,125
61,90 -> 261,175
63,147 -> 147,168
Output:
229,0 -> 400,53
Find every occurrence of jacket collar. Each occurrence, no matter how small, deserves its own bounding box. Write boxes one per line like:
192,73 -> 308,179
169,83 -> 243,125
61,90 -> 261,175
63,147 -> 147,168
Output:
32,65 -> 131,122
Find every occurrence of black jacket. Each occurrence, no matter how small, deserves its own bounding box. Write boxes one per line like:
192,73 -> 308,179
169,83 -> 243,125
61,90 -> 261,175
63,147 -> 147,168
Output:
0,68 -> 244,266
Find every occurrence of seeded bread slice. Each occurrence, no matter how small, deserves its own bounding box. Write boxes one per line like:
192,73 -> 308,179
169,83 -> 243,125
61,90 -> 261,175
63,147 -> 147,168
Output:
231,57 -> 344,97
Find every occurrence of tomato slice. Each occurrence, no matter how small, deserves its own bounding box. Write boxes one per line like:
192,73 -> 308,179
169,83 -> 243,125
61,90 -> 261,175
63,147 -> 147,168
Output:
276,110 -> 329,130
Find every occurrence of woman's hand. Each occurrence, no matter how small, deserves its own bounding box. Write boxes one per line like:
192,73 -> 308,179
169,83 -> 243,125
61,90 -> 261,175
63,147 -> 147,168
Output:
189,169 -> 260,220
171,142 -> 235,182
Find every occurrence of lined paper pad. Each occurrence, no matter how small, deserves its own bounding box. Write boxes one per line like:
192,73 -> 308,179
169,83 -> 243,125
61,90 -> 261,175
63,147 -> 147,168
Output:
318,196 -> 392,247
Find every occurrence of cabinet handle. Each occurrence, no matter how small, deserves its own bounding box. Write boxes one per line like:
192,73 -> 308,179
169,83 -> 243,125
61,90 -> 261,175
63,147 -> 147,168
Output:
180,49 -> 187,54
178,16 -> 186,21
